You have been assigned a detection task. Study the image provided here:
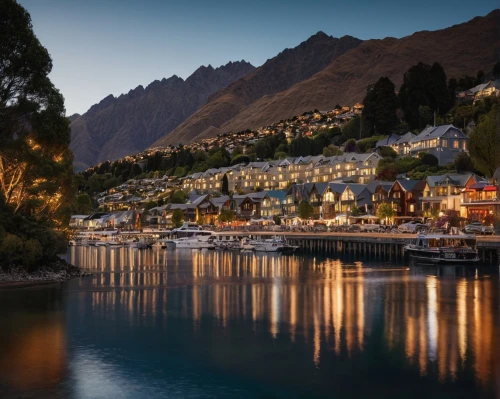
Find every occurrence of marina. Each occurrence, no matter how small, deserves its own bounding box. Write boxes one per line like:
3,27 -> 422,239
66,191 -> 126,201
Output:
69,227 -> 500,265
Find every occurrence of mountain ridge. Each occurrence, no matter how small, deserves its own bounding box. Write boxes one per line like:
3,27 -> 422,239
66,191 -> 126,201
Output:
155,9 -> 500,146
70,60 -> 255,170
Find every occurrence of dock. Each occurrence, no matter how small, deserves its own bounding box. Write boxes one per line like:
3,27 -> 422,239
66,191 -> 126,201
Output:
239,232 -> 500,265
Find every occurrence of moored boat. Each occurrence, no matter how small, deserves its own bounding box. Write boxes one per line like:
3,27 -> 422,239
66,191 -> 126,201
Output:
404,233 -> 479,264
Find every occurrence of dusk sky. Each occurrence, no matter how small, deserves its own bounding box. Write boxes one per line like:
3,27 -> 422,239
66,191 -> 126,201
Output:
19,0 -> 498,116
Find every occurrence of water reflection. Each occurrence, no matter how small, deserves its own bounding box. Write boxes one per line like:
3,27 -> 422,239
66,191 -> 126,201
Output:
62,246 -> 500,398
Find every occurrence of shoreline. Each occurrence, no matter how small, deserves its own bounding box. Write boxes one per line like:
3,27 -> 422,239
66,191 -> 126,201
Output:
0,261 -> 89,289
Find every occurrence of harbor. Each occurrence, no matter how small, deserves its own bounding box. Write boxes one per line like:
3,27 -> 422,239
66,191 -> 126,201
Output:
69,228 -> 500,265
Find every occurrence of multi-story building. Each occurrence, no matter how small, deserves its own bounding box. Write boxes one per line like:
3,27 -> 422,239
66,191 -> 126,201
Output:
420,173 -> 480,215
409,125 -> 468,166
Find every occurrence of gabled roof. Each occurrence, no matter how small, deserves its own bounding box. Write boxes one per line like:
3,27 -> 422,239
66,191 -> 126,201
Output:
327,182 -> 348,194
426,173 -> 475,188
366,180 -> 393,194
376,134 -> 400,148
392,179 -> 426,192
347,183 -> 368,197
410,125 -> 466,142
313,182 -> 329,196
392,132 -> 416,145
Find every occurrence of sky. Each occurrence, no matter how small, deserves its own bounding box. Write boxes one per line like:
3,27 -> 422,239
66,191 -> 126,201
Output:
19,0 -> 499,116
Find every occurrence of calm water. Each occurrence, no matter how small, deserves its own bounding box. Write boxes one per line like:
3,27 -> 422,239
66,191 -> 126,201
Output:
0,247 -> 499,399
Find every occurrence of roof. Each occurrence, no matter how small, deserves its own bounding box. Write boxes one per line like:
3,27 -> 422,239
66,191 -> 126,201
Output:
393,179 -> 426,192
376,134 -> 400,148
347,183 -> 368,197
426,174 -> 474,188
410,125 -> 466,143
266,190 -> 287,202
366,180 -> 393,194
392,132 -> 416,145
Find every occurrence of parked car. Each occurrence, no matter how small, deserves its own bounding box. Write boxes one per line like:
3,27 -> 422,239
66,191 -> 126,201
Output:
398,221 -> 428,233
463,222 -> 494,235
360,223 -> 381,232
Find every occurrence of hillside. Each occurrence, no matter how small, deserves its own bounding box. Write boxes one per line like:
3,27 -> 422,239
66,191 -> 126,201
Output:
157,10 -> 500,145
70,61 -> 255,170
153,33 -> 363,147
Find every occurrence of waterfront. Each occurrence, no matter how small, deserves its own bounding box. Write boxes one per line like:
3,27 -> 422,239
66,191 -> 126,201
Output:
0,247 -> 499,398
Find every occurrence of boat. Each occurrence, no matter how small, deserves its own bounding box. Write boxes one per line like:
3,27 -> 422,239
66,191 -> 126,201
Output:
172,236 -> 216,250
241,236 -> 298,253
404,233 -> 479,264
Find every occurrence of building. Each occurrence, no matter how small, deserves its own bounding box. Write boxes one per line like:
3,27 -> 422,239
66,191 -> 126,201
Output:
409,125 -> 468,166
420,174 -> 480,215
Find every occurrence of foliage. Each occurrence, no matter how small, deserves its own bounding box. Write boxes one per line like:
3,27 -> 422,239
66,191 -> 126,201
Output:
0,1 -> 76,270
350,205 -> 363,217
398,62 -> 451,130
74,194 -> 93,214
377,202 -> 394,222
356,135 -> 385,153
322,145 -> 343,157
272,214 -> 281,225
171,209 -> 184,228
230,154 -> 250,165
298,200 -> 313,220
219,209 -> 235,224
378,146 -> 398,158
170,190 -> 187,204
468,105 -> 500,177
362,77 -> 398,136
221,173 -> 229,195
419,153 -> 439,167
344,139 -> 357,153
454,153 -> 475,173
341,116 -> 361,141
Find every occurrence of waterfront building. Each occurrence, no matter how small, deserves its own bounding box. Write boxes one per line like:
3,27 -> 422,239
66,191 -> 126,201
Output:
420,173 -> 481,215
388,179 -> 426,217
460,181 -> 499,221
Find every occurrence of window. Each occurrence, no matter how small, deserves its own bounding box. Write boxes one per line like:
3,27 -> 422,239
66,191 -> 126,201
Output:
453,140 -> 459,148
441,139 -> 447,147
409,204 -> 415,213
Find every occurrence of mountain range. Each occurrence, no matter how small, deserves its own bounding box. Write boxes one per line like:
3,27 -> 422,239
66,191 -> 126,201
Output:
71,10 -> 500,170
70,61 -> 255,170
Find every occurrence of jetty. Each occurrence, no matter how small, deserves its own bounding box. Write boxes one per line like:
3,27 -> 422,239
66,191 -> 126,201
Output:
241,232 -> 500,265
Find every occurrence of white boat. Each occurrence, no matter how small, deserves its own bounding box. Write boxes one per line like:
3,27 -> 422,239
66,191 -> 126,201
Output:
404,233 -> 479,264
241,237 -> 298,253
172,236 -> 216,250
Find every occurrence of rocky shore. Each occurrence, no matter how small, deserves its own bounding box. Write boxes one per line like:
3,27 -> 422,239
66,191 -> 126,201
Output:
0,259 -> 89,287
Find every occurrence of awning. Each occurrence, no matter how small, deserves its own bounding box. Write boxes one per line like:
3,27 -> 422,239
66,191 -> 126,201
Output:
484,185 -> 498,191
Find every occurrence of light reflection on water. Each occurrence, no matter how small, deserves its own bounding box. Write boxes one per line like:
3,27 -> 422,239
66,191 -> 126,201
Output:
0,246 -> 498,398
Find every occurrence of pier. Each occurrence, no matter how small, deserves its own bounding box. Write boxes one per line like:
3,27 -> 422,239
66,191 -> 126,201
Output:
244,232 -> 500,265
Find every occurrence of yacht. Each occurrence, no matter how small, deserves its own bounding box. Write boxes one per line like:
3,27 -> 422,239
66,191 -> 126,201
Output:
241,237 -> 298,253
404,233 -> 479,264
172,236 -> 216,250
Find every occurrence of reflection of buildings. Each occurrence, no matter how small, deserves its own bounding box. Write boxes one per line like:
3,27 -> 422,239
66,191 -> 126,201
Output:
384,273 -> 499,389
69,247 -> 499,394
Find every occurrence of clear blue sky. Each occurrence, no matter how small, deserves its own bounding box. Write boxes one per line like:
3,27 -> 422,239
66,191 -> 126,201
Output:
18,0 -> 498,116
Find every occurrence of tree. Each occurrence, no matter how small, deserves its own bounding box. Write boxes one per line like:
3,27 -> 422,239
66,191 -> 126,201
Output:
377,202 -> 394,224
219,209 -> 235,224
419,153 -> 438,167
345,139 -> 357,153
378,146 -> 398,158
170,190 -> 187,204
298,200 -> 313,220
322,145 -> 343,157
494,62 -> 500,79
221,173 -> 229,195
362,77 -> 398,136
468,105 -> 500,177
272,214 -> 281,225
74,194 -> 93,214
171,209 -> 184,228
350,205 -> 363,217
0,1 -> 76,270
454,152 -> 475,173
398,62 -> 451,129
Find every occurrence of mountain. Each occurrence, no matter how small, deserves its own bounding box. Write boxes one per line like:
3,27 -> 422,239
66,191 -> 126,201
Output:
70,60 -> 255,170
68,113 -> 81,122
153,33 -> 363,147
156,10 -> 500,146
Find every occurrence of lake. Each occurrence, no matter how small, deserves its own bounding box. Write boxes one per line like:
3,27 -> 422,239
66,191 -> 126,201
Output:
0,247 -> 498,398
